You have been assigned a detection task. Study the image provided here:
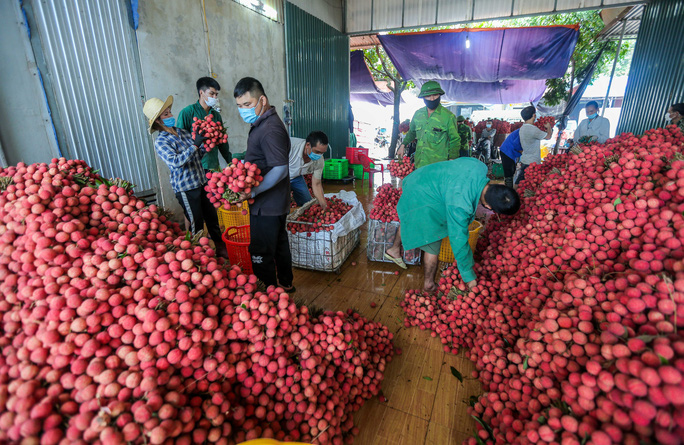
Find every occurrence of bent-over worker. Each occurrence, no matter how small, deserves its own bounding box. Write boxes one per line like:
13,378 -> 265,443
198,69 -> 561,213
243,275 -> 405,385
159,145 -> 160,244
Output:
289,131 -> 328,208
385,158 -> 521,292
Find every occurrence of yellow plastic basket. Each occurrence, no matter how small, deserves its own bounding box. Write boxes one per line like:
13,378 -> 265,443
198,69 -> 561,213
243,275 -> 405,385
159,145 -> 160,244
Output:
541,145 -> 549,160
438,220 -> 483,264
217,202 -> 250,231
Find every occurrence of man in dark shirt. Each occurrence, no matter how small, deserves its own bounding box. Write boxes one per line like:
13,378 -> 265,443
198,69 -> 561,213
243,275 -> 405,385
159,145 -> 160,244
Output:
233,77 -> 294,291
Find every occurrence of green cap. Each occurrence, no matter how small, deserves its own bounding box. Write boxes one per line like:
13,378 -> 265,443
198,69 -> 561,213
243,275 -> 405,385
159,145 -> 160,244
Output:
456,115 -> 465,122
418,81 -> 445,98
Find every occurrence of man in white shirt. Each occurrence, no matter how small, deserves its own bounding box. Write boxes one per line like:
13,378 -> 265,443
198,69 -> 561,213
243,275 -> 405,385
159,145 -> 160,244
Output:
572,101 -> 611,145
289,131 -> 328,208
517,106 -> 553,185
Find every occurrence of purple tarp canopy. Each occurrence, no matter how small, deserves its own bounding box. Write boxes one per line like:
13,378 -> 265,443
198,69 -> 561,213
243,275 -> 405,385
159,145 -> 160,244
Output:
350,50 -> 397,107
377,25 -> 579,104
432,78 -> 547,104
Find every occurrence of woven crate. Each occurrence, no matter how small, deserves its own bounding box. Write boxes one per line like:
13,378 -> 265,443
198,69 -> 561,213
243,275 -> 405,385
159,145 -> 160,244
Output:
438,220 -> 484,264
222,225 -> 252,274
217,202 -> 250,232
366,219 -> 421,265
322,159 -> 349,180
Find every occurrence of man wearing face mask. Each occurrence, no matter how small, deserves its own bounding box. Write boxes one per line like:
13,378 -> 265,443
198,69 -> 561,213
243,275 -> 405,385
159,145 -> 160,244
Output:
478,120 -> 496,162
665,103 -> 684,133
142,96 -> 228,259
233,77 -> 294,292
288,131 -> 329,208
177,77 -> 232,172
396,81 -> 461,169
572,101 -> 610,145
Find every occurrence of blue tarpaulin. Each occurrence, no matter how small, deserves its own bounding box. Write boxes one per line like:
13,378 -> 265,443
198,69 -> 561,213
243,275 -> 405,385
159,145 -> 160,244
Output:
377,25 -> 579,104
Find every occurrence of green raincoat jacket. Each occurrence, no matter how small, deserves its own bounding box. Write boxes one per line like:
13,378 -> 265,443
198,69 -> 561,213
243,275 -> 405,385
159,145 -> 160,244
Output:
397,158 -> 489,283
177,101 -> 232,171
456,123 -> 473,158
404,105 -> 462,169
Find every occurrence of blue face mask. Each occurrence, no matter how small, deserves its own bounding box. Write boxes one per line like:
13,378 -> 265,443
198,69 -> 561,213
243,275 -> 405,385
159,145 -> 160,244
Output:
162,117 -> 175,127
238,97 -> 263,124
309,152 -> 322,161
587,112 -> 598,119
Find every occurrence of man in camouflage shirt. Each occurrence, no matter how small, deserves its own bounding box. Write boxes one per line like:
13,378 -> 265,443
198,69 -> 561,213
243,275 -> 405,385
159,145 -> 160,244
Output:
397,81 -> 462,169
456,115 -> 473,158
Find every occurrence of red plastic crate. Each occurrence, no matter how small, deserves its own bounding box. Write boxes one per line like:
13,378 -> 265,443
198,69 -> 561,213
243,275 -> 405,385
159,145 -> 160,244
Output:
222,225 -> 253,274
345,147 -> 369,164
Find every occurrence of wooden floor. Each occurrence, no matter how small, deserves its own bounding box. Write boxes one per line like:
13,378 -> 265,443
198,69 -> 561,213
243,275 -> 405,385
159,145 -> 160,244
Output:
292,170 -> 481,445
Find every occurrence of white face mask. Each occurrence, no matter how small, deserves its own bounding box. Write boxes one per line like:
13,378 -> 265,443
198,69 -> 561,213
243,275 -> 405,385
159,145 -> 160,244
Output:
665,112 -> 673,123
205,96 -> 219,108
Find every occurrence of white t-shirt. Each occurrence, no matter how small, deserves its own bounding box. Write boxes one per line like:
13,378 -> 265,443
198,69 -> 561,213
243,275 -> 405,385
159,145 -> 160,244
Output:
289,137 -> 324,180
574,116 -> 610,144
519,124 -> 548,165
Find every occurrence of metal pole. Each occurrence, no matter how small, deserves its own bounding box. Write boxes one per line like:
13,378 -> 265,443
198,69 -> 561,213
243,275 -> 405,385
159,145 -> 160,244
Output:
602,20 -> 627,117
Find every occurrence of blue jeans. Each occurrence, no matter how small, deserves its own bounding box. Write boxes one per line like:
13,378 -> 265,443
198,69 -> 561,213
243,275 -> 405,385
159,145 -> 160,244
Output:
290,175 -> 312,206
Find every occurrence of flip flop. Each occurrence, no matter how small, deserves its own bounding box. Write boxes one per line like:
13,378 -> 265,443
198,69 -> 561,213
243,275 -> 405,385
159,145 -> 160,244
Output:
384,252 -> 407,270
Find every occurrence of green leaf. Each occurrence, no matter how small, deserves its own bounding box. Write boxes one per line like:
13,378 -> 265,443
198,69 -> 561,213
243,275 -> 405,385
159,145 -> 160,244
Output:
422,376 -> 433,381
581,433 -> 590,445
241,303 -> 247,309
658,354 -> 669,365
468,395 -> 479,407
450,366 -> 463,382
503,338 -> 511,348
523,356 -> 529,370
537,415 -> 546,424
475,436 -> 486,445
471,415 -> 493,435
613,197 -> 622,207
637,335 -> 657,343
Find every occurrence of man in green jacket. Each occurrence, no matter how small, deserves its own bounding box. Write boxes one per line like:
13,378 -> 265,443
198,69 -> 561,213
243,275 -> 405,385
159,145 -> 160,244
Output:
397,81 -> 462,168
385,158 -> 520,292
177,77 -> 232,172
456,115 -> 473,158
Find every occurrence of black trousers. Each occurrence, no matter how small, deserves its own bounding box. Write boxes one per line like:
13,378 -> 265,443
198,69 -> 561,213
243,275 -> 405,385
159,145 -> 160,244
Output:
249,213 -> 293,287
175,186 -> 228,257
500,152 -> 517,178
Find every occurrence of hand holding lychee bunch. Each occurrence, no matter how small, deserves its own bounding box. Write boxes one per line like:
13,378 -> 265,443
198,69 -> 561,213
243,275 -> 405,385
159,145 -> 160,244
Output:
534,116 -> 556,132
388,156 -> 415,178
191,114 -> 228,152
205,158 -> 262,208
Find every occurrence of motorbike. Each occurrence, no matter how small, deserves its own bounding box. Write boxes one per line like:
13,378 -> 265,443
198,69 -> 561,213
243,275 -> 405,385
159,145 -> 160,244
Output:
471,137 -> 499,164
374,128 -> 389,149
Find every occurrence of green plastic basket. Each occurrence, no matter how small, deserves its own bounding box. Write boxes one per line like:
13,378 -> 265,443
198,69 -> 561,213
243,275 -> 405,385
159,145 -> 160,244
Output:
233,152 -> 245,161
492,162 -> 504,178
350,163 -> 374,179
323,159 -> 349,180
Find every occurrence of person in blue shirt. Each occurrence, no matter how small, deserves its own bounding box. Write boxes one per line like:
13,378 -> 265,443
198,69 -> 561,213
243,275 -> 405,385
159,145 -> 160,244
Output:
143,95 -> 228,258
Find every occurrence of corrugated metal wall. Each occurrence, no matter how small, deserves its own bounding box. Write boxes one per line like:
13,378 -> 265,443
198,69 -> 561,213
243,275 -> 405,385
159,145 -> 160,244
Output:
617,0 -> 684,135
347,0 -> 646,34
286,2 -> 349,159
24,0 -> 158,195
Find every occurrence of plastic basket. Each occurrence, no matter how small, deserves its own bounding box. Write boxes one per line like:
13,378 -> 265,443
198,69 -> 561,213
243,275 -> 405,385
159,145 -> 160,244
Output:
218,202 -> 250,231
438,220 -> 483,264
492,162 -> 504,179
350,163 -> 374,179
366,219 -> 421,265
541,145 -> 549,160
346,147 -> 369,164
222,225 -> 252,274
233,152 -> 246,160
322,159 -> 349,180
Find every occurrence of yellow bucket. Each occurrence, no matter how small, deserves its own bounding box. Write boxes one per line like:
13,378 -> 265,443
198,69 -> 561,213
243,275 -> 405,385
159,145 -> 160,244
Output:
438,220 -> 483,264
217,202 -> 250,231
